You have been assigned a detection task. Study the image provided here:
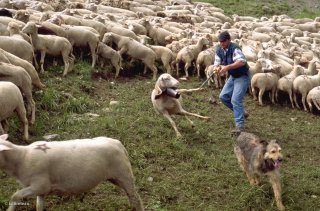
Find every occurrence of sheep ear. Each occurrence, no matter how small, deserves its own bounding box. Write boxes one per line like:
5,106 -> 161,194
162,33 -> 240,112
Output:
0,144 -> 11,151
154,80 -> 163,99
0,134 -> 8,141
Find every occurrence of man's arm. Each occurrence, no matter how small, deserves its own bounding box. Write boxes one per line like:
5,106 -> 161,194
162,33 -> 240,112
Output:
218,48 -> 246,75
219,60 -> 245,75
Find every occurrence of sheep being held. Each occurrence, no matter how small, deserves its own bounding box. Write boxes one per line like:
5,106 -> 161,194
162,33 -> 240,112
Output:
151,73 -> 210,137
0,134 -> 144,211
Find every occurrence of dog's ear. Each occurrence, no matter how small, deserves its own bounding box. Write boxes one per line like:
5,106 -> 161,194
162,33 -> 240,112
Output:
269,139 -> 278,144
259,139 -> 268,147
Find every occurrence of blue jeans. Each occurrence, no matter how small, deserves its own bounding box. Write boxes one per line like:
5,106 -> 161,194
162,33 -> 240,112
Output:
219,74 -> 250,129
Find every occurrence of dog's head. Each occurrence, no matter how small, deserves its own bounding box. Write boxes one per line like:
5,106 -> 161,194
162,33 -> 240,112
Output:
263,139 -> 283,169
154,73 -> 179,98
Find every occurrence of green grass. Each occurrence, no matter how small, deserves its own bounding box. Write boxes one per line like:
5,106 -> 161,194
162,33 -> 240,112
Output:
1,1 -> 320,210
196,0 -> 319,19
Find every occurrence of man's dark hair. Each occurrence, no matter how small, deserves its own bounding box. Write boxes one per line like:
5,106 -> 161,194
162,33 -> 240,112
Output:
218,31 -> 231,42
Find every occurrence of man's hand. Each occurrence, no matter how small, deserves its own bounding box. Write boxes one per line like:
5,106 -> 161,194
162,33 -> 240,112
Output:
218,65 -> 228,76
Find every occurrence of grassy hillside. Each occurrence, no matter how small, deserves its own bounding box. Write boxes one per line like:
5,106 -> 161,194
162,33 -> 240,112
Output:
1,1 -> 320,211
196,0 -> 320,19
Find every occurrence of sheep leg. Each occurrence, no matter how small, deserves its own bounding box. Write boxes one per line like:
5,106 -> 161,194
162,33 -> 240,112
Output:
1,120 -> 9,132
313,99 -> 320,111
68,54 -> 75,73
111,58 -> 121,78
163,112 -> 181,137
26,98 -> 36,125
145,63 -> 158,80
36,196 -> 45,211
252,87 -> 258,101
258,88 -> 265,106
40,51 -> 46,73
89,43 -> 97,68
108,178 -> 144,211
179,110 -> 210,120
184,62 -> 191,78
176,61 -> 180,77
301,93 -> 308,111
0,122 -> 5,134
8,187 -> 40,211
196,64 -> 201,78
184,115 -> 194,127
271,88 -> 276,104
16,106 -> 29,142
288,90 -> 295,108
62,53 -> 70,77
293,93 -> 300,109
307,98 -> 313,112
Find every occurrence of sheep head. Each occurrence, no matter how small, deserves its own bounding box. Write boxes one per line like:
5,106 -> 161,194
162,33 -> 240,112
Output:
102,33 -> 113,45
154,73 -> 179,98
22,22 -> 39,34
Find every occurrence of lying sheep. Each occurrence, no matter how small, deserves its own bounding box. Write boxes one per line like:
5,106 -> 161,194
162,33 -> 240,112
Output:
102,32 -> 158,80
0,62 -> 36,124
0,82 -> 28,141
306,86 -> 320,112
276,65 -> 304,108
0,49 -> 45,89
251,65 -> 281,106
0,134 -> 144,211
22,22 -> 75,76
96,42 -> 122,78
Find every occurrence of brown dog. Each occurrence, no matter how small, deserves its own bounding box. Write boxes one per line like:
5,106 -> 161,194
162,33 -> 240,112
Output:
234,132 -> 285,211
151,73 -> 210,137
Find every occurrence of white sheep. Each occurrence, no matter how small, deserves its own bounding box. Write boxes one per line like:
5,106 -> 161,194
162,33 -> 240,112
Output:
176,37 -> 209,78
306,86 -> 320,112
0,48 -> 45,89
196,47 -> 215,78
62,24 -> 100,68
293,70 -> 320,111
0,82 -> 28,141
0,36 -> 35,65
142,19 -> 173,46
276,65 -> 305,108
22,22 -> 75,76
0,62 -> 36,124
148,44 -> 175,75
251,65 -> 281,106
96,42 -> 122,78
102,32 -> 158,80
0,134 -> 144,211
